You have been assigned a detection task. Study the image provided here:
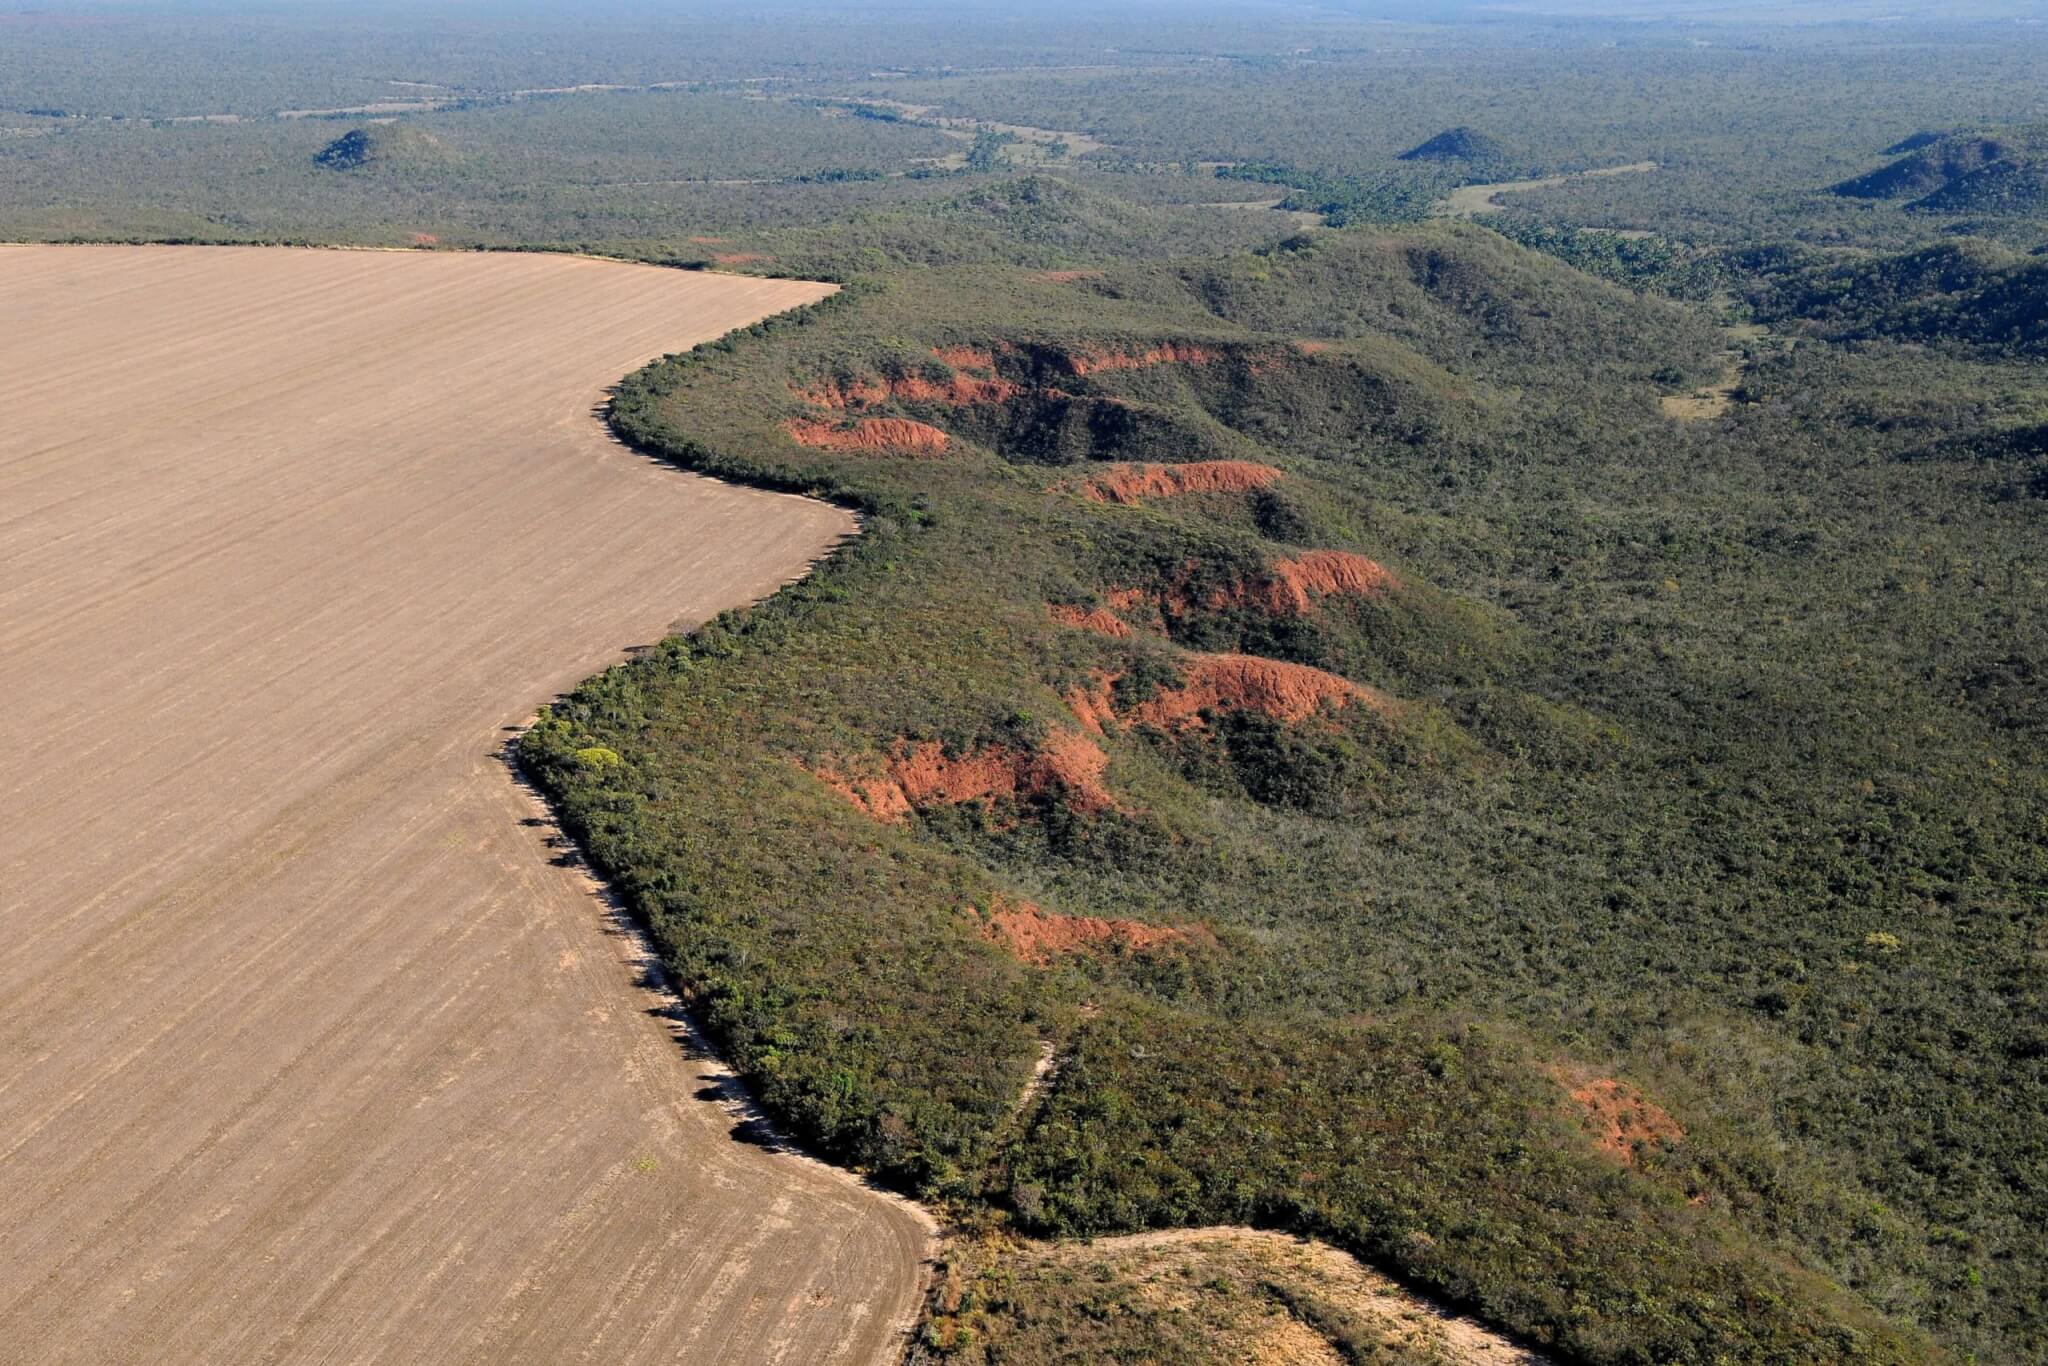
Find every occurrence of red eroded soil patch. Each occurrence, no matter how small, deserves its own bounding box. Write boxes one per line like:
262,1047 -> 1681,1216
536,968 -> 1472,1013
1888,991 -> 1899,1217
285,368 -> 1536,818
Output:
1294,340 -> 1332,355
1125,653 -> 1383,731
1103,550 -> 1396,627
713,252 -> 773,266
410,232 -> 440,246
799,370 -> 1022,409
1065,670 -> 1121,735
808,731 -> 1117,821
1562,1075 -> 1685,1165
1266,550 -> 1400,612
799,376 -> 891,408
785,417 -> 951,456
982,898 -> 1212,966
931,345 -> 1003,370
1073,460 -> 1283,504
1065,342 -> 1219,376
893,372 -> 1023,405
1035,730 -> 1116,811
807,760 -> 916,823
1048,603 -> 1133,638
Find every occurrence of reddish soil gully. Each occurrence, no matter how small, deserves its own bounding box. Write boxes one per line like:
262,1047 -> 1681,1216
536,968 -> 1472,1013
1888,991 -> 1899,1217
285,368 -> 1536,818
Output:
0,245 -> 930,1365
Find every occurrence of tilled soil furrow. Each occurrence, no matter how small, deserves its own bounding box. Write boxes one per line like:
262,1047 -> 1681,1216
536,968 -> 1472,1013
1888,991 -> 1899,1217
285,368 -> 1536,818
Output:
0,245 -> 928,1365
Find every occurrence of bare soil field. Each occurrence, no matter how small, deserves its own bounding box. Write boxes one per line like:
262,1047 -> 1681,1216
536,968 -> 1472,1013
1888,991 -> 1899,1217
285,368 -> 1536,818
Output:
0,245 -> 930,1364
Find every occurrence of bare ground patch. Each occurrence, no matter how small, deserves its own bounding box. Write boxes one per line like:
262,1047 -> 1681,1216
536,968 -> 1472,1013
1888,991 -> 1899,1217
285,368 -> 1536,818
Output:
1663,320 -> 1768,421
928,1227 -> 1553,1363
1437,161 -> 1659,218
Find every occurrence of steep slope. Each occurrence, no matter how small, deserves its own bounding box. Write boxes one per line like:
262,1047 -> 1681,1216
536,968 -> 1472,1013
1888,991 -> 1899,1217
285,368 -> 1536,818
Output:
313,123 -> 456,172
1831,127 -> 2048,215
1399,125 -> 1514,165
1752,238 -> 2048,353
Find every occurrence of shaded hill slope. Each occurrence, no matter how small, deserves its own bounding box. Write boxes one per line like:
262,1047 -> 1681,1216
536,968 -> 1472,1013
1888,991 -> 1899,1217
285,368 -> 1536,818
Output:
1751,238 -> 2048,354
1832,127 -> 2048,216
1399,125 -> 1514,166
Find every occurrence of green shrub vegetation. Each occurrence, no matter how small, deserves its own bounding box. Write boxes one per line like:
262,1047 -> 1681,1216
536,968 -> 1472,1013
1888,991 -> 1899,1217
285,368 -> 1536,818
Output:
517,206 -> 2044,1363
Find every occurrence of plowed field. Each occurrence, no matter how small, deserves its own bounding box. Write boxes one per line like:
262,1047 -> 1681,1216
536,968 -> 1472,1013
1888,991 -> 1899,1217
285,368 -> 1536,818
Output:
0,246 -> 927,1364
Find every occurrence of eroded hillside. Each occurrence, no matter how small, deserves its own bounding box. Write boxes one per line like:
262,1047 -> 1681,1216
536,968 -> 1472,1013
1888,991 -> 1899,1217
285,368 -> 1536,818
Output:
523,218 -> 2048,1363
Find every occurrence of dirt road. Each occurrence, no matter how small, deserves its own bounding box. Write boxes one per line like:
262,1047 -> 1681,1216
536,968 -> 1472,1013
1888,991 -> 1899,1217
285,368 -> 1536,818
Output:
0,246 -> 929,1363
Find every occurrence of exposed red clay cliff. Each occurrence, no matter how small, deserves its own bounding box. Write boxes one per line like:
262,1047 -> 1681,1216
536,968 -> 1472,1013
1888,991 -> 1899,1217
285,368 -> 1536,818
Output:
799,370 -> 1022,409
1559,1074 -> 1685,1166
1104,550 -> 1398,625
1065,670 -> 1122,736
983,898 -> 1212,966
1072,460 -> 1284,504
785,416 -> 951,456
1065,342 -> 1220,376
1125,653 -> 1385,731
808,731 -> 1117,821
1048,603 -> 1134,638
1267,550 -> 1400,612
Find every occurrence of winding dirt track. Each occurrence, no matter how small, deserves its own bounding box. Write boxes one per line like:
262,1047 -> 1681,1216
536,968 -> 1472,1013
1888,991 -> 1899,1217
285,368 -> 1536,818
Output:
0,246 -> 929,1363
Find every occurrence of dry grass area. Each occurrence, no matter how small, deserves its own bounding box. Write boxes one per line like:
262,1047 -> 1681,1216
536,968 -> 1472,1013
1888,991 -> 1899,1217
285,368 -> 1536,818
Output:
1438,162 -> 1659,218
1662,321 -> 1768,421
927,1228 -> 1552,1364
0,245 -> 931,1364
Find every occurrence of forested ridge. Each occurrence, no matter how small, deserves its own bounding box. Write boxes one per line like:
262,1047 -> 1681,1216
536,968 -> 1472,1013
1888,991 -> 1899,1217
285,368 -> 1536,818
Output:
520,206 -> 2045,1364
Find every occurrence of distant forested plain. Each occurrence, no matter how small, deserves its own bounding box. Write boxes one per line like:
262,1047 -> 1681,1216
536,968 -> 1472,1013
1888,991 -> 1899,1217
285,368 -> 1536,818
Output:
7,3 -> 2045,1362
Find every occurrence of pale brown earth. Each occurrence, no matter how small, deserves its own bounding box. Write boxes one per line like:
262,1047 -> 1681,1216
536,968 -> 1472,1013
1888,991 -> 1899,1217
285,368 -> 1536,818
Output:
1085,1229 -> 1554,1364
1437,161 -> 1659,217
939,1228 -> 1551,1364
1662,320 -> 1767,421
0,245 -> 932,1364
